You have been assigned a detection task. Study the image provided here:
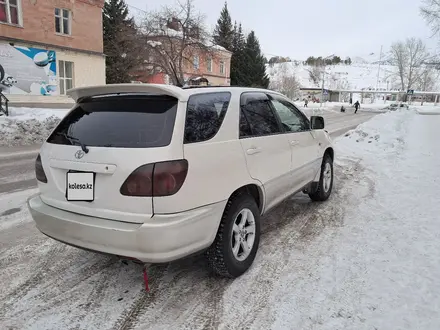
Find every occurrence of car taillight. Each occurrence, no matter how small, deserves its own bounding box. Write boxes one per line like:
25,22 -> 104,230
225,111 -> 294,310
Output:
120,160 -> 188,197
35,154 -> 48,183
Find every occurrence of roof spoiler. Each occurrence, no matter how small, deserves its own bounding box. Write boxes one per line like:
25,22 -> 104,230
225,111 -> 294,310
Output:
66,84 -> 187,103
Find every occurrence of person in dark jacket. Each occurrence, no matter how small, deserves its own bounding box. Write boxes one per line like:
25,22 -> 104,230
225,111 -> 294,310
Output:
354,101 -> 360,114
349,97 -> 353,105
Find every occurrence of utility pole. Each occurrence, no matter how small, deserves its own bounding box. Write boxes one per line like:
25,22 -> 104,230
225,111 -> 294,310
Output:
320,70 -> 325,108
421,69 -> 428,105
320,54 -> 334,107
375,45 -> 383,103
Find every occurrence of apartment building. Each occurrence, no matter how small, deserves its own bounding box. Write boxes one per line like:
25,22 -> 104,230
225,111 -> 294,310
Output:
133,17 -> 232,86
185,46 -> 232,86
0,0 -> 105,105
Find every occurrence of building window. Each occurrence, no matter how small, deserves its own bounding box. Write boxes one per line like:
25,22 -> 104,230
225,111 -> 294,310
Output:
220,61 -> 225,74
59,60 -> 74,95
207,58 -> 212,72
55,8 -> 71,35
0,0 -> 21,25
193,55 -> 199,70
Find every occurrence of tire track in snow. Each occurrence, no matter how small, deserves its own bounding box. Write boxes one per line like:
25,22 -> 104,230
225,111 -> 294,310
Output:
113,260 -> 230,330
109,160 -> 369,330
112,265 -> 168,330
0,243 -> 68,319
31,255 -> 120,321
0,239 -> 120,324
231,160 -> 371,330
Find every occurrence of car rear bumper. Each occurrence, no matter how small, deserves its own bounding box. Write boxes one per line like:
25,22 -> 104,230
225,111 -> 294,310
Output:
27,194 -> 226,263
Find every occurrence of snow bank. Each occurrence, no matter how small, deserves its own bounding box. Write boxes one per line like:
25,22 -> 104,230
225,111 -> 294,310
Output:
414,105 -> 440,115
0,107 -> 68,147
334,108 -> 416,161
324,107 -> 440,330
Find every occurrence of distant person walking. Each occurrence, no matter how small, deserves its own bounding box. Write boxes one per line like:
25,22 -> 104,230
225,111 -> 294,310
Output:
354,101 -> 360,114
349,97 -> 353,105
304,98 -> 308,107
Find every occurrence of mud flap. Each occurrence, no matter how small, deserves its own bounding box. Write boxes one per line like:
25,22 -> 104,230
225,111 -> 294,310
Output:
303,182 -> 319,194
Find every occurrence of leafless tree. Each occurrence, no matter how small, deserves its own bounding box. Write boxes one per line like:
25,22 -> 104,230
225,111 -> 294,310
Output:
416,66 -> 440,90
305,65 -> 323,87
389,38 -> 431,91
269,63 -> 301,99
420,0 -> 440,38
138,0 -> 215,86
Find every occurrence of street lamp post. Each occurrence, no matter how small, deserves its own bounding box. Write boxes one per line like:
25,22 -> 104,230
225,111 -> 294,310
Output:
320,71 -> 325,108
320,54 -> 334,108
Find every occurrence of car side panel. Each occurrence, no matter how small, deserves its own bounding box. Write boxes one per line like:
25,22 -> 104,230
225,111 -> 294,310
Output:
286,131 -> 321,191
239,134 -> 292,212
153,92 -> 265,214
311,130 -> 334,181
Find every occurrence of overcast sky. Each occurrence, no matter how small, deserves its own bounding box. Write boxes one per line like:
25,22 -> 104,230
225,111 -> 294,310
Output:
125,0 -> 438,60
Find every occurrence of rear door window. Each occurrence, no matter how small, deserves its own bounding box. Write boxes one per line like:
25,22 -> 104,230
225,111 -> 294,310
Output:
47,95 -> 178,148
184,92 -> 231,143
239,92 -> 282,138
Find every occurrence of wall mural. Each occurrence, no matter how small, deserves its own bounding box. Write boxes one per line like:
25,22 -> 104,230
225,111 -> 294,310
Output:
0,42 -> 57,95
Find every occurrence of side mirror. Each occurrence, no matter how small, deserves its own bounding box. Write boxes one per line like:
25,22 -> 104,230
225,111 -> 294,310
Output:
311,116 -> 325,130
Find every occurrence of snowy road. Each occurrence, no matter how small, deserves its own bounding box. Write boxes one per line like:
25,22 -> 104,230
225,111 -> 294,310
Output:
0,109 -> 377,195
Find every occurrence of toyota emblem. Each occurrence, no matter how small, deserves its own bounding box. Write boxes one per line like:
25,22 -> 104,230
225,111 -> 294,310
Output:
75,150 -> 85,159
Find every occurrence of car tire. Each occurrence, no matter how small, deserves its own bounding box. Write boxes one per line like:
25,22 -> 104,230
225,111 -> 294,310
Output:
309,154 -> 333,202
206,193 -> 260,278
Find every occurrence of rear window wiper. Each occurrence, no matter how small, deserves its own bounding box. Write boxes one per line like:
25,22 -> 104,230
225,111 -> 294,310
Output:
58,132 -> 89,153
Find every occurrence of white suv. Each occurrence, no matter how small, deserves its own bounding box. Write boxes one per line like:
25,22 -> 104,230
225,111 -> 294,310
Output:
28,84 -> 334,278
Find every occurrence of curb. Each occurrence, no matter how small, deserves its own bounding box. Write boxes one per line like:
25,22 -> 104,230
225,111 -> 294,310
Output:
0,148 -> 40,159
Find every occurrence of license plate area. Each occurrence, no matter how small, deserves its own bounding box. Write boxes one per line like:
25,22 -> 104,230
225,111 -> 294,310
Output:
66,171 -> 95,202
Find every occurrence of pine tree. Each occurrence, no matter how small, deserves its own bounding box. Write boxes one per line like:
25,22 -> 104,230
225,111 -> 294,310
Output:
213,2 -> 234,51
103,0 -> 139,84
242,31 -> 269,88
230,22 -> 247,86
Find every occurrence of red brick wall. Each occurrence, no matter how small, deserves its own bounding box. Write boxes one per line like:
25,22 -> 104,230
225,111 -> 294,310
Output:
183,50 -> 231,80
0,0 -> 104,53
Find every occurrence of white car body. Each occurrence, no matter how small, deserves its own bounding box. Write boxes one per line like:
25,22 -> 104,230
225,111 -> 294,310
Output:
28,84 -> 334,275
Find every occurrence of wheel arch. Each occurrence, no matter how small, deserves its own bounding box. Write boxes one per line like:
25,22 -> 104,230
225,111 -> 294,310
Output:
228,184 -> 265,215
324,147 -> 334,161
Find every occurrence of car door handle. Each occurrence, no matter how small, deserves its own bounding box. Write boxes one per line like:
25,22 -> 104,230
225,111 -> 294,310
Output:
290,140 -> 300,146
246,147 -> 261,155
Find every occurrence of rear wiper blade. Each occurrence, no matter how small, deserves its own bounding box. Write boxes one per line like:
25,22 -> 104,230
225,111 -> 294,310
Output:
59,132 -> 89,153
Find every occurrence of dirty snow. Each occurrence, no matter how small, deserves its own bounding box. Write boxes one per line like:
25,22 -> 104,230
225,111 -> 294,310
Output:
1,107 -> 440,329
0,107 -> 68,147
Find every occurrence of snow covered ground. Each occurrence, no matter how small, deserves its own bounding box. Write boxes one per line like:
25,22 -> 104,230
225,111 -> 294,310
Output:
1,107 -> 440,329
0,107 -> 68,147
415,105 -> 440,115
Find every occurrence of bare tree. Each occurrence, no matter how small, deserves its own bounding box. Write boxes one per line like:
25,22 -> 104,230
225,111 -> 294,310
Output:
305,65 -> 323,87
139,0 -> 215,86
416,66 -> 440,90
269,63 -> 301,99
389,38 -> 431,91
420,0 -> 440,37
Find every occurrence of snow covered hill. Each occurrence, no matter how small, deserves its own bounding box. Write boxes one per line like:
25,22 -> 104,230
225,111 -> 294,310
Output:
267,62 -> 401,91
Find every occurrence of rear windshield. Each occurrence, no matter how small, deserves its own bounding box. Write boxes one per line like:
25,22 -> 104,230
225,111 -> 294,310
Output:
47,95 -> 178,148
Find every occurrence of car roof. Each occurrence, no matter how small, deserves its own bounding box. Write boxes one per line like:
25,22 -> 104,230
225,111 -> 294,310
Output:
67,84 -> 284,103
